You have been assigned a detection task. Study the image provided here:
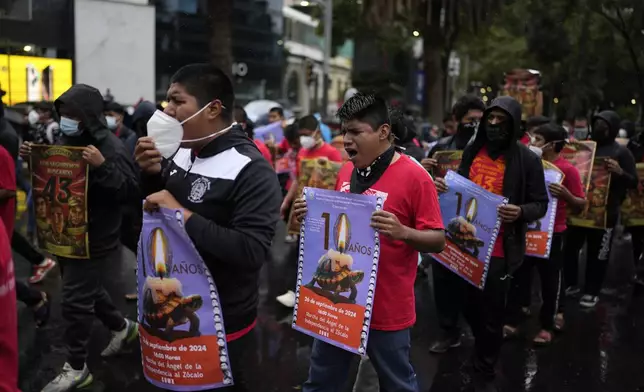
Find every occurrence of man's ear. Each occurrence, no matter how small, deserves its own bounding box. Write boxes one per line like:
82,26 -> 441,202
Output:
206,100 -> 223,120
378,124 -> 391,141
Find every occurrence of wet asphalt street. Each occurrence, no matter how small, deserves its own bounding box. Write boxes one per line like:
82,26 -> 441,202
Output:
13,221 -> 644,392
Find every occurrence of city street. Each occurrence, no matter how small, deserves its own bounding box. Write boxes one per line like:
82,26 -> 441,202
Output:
14,222 -> 644,392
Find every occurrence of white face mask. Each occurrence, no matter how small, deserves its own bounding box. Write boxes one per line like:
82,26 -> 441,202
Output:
618,129 -> 628,138
28,110 -> 40,125
300,135 -> 316,149
528,144 -> 543,158
147,103 -> 235,158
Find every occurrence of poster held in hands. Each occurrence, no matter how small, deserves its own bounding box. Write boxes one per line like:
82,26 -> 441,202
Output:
431,150 -> 463,178
567,158 -> 611,229
432,171 -> 507,289
137,208 -> 233,390
525,161 -> 564,259
292,187 -> 379,355
30,145 -> 90,258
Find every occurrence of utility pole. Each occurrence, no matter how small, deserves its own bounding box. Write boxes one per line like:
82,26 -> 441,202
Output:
322,0 -> 333,117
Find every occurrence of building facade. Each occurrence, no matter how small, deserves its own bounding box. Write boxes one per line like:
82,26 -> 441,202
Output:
155,0 -> 285,104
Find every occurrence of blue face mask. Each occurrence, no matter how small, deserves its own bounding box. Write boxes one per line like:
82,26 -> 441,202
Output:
60,117 -> 81,136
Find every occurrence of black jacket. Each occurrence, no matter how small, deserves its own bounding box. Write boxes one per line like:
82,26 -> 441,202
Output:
141,128 -> 281,334
458,96 -> 548,273
54,84 -> 140,258
115,125 -> 137,156
593,111 -> 638,228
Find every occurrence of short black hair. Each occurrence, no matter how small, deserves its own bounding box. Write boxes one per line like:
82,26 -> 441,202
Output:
297,115 -> 319,131
104,101 -> 125,114
533,123 -> 568,152
452,95 -> 485,122
573,115 -> 588,122
269,107 -> 284,117
389,109 -> 408,143
284,123 -> 299,144
170,63 -> 234,121
337,92 -> 390,132
527,115 -> 550,129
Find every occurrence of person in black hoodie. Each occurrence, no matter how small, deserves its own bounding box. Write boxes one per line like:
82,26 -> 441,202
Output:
135,64 -> 281,392
421,95 -> 485,354
435,96 -> 548,391
20,84 -> 140,392
563,110 -> 638,308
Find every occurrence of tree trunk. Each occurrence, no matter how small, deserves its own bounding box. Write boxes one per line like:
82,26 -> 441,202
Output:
423,30 -> 445,124
207,0 -> 234,79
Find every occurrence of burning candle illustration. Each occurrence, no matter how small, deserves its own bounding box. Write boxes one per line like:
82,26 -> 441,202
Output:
142,227 -> 203,342
446,197 -> 484,257
305,213 -> 364,303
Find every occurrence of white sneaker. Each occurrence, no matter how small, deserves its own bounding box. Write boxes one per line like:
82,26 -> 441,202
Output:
42,363 -> 93,392
276,290 -> 296,307
579,294 -> 599,308
101,319 -> 139,357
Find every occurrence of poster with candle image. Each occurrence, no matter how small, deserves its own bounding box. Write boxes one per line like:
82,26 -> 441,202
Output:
292,187 -> 379,355
525,161 -> 564,259
432,171 -> 508,290
137,208 -> 233,390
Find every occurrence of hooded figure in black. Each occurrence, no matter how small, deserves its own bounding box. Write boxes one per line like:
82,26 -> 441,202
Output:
453,96 -> 548,390
563,110 -> 638,308
37,84 -> 140,391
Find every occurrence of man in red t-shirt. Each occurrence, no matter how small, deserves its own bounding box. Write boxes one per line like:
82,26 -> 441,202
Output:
435,96 -> 548,391
276,115 -> 343,308
504,124 -> 586,345
0,218 -> 18,392
292,93 -> 445,392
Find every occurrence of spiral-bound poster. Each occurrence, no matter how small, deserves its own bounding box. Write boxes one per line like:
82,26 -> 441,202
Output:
292,187 -> 379,355
432,171 -> 508,290
137,208 -> 233,390
525,162 -> 564,259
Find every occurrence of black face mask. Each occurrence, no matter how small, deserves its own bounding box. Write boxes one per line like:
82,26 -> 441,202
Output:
350,146 -> 396,194
486,123 -> 511,143
591,125 -> 610,144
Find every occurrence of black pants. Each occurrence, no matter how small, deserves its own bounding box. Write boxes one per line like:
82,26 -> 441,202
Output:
120,206 -> 142,254
283,240 -> 299,292
563,226 -> 615,296
59,247 -> 125,369
16,280 -> 42,307
164,328 -> 260,392
506,233 -> 565,330
432,260 -> 467,339
463,256 -> 510,381
12,230 -> 44,266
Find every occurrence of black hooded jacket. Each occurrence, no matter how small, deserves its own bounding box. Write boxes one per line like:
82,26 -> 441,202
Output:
592,111 -> 638,228
458,96 -> 548,273
141,127 -> 281,334
54,84 -> 140,258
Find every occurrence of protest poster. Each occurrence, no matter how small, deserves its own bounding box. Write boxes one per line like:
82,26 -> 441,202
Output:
525,161 -> 564,259
621,163 -> 644,226
431,150 -> 463,178
287,158 -> 343,235
433,171 -> 507,289
560,140 -> 596,193
253,121 -> 284,143
568,157 -> 611,229
137,208 -> 233,390
30,145 -> 89,258
292,187 -> 379,355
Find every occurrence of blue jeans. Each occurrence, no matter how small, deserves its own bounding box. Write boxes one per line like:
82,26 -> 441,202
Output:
303,328 -> 418,392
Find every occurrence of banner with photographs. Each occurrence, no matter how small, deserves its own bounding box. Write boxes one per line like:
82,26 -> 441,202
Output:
621,163 -> 644,227
560,140 -> 597,194
287,158 -> 343,235
568,157 -> 611,229
137,208 -> 233,390
431,150 -> 463,179
525,161 -> 564,259
432,171 -> 508,289
292,188 -> 379,355
30,145 -> 89,258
